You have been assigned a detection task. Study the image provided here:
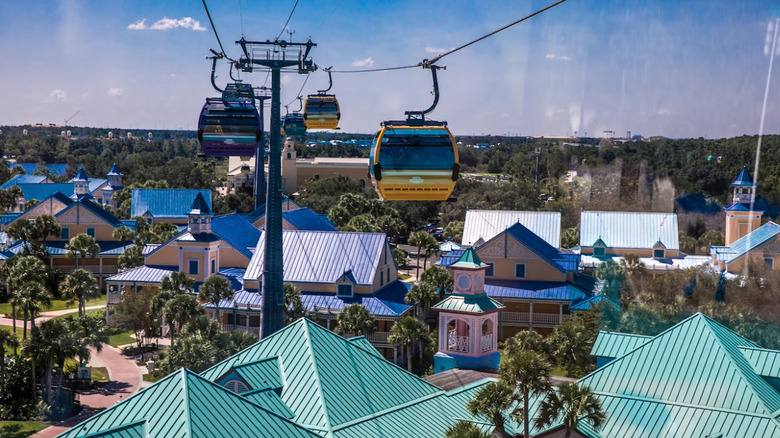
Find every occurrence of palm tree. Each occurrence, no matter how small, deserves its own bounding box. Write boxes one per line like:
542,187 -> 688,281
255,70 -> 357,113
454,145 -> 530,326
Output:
17,281 -> 52,337
6,185 -> 23,211
112,225 -> 135,252
445,420 -> 490,438
595,259 -> 623,299
23,318 -> 67,403
61,269 -> 99,317
503,329 -> 548,358
7,255 -> 47,341
284,283 -> 306,324
409,230 -> 437,278
500,349 -> 552,438
404,281 -> 439,320
66,233 -> 101,269
164,294 -> 203,347
388,316 -> 428,372
30,214 -> 61,255
423,239 -> 441,271
534,383 -> 607,438
0,330 -> 18,370
198,275 -> 234,327
548,319 -> 593,377
7,218 -> 34,254
161,271 -> 195,295
419,265 -> 453,300
334,303 -> 376,336
466,380 -> 516,438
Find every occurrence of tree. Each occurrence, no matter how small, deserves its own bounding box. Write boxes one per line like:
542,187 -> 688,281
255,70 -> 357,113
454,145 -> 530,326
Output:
161,271 -> 195,295
388,316 -> 428,373
334,303 -> 376,336
112,225 -> 134,251
0,330 -> 18,370
404,282 -> 439,320
29,214 -> 61,256
163,333 -> 218,373
419,265 -> 453,299
284,283 -> 306,324
423,239 -> 441,271
442,220 -> 464,243
500,350 -> 552,438
466,380 -> 516,438
8,255 -> 48,341
444,420 -> 490,438
164,294 -> 203,347
66,234 -> 100,269
198,275 -> 234,327
7,219 -> 34,255
504,329 -> 548,359
110,287 -> 156,357
392,247 -> 409,268
61,269 -> 99,317
409,230 -> 437,278
117,244 -> 144,270
548,318 -> 594,377
561,226 -> 580,249
534,383 -> 606,438
595,260 -> 623,299
16,281 -> 52,339
22,318 -> 67,404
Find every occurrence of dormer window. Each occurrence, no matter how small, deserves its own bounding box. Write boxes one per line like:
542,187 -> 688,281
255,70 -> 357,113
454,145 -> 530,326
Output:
337,284 -> 353,298
653,249 -> 665,259
593,238 -> 607,257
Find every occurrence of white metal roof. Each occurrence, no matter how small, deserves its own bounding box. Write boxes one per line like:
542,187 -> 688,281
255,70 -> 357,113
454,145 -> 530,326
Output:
462,210 -> 561,248
579,210 -> 679,250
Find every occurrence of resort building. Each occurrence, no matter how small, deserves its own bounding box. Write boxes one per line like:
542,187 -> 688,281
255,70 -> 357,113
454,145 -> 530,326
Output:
2,166 -> 115,213
439,222 -> 595,339
131,188 -> 213,226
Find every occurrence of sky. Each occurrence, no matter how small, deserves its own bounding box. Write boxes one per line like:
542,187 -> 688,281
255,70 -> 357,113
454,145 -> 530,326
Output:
1,0 -> 780,138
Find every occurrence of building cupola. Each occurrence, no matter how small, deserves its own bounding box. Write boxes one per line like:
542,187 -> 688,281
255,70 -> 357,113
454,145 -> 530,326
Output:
724,164 -> 763,246
72,167 -> 90,197
106,163 -> 123,190
187,192 -> 213,234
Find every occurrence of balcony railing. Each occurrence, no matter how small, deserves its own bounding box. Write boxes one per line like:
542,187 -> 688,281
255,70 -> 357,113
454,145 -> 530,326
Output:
365,331 -> 392,345
222,324 -> 261,336
448,332 -> 470,353
481,334 -> 493,353
501,312 -> 572,326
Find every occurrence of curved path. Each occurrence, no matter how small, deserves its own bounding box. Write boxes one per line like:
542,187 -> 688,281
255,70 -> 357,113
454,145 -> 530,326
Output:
0,305 -> 104,329
31,345 -> 141,438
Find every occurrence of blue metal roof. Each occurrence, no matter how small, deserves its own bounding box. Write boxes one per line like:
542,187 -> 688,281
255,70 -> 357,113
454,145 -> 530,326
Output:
282,207 -> 338,231
439,240 -> 462,252
131,188 -> 211,219
246,195 -> 302,222
106,265 -> 176,284
245,230 -> 388,286
0,174 -> 47,189
107,163 -> 123,176
732,164 -> 757,187
0,213 -> 22,225
483,280 -> 588,302
5,240 -> 127,256
7,162 -> 67,176
719,221 -> 780,263
723,201 -> 752,212
18,183 -> 74,200
211,213 -> 262,258
580,210 -> 680,250
187,192 -> 212,215
72,168 -> 89,181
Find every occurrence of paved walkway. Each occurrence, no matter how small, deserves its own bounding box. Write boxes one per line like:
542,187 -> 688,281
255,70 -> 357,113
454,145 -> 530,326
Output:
31,345 -> 142,438
0,305 -> 103,329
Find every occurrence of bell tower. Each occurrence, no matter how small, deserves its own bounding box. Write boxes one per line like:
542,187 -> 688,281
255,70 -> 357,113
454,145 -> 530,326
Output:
432,248 -> 503,373
281,137 -> 298,194
724,164 -> 762,246
187,192 -> 213,234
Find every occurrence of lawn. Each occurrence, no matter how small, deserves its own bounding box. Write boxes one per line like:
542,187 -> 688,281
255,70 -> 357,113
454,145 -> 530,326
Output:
0,295 -> 105,317
107,328 -> 136,348
0,421 -> 49,438
398,274 -> 412,281
0,325 -> 24,355
143,373 -> 162,383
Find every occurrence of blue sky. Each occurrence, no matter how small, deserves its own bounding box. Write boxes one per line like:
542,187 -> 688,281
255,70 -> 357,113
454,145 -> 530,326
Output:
1,0 -> 779,138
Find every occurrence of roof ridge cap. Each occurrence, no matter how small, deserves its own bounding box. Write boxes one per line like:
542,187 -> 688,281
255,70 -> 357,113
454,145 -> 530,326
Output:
181,369 -> 194,438
301,319 -> 334,436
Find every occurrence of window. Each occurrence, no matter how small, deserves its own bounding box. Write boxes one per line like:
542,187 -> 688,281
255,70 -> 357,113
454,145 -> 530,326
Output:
765,257 -> 774,270
86,227 -> 95,238
18,203 -> 24,211
485,262 -> 494,277
653,249 -> 665,259
387,267 -> 390,282
337,284 -> 353,298
189,259 -> 199,275
380,271 -> 384,286
211,259 -> 216,274
223,379 -> 249,394
515,263 -> 526,278
593,246 -> 606,257
61,228 -> 70,239
287,152 -> 292,159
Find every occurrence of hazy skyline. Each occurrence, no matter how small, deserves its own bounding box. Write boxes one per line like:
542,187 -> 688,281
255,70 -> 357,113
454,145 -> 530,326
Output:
1,0 -> 780,138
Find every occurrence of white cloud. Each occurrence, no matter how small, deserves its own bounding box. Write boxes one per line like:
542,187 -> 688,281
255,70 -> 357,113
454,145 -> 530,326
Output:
127,17 -> 206,31
170,73 -> 177,78
49,89 -> 67,102
425,46 -> 454,54
127,19 -> 147,30
658,108 -> 671,116
545,53 -> 570,61
352,57 -> 374,67
107,88 -> 124,97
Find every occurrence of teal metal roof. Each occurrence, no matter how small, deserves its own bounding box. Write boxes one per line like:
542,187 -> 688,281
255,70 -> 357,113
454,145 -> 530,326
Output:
740,346 -> 780,379
242,388 -> 297,419
232,357 -> 285,391
200,319 -> 443,434
18,182 -> 74,200
347,336 -> 382,358
449,247 -> 486,269
432,293 -> 503,313
107,163 -> 123,176
589,331 -> 651,360
570,294 -> 621,312
80,420 -> 146,438
56,368 -> 320,438
573,313 -> 780,437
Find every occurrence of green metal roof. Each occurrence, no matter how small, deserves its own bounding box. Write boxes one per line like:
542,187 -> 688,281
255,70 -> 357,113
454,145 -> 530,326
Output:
589,331 -> 651,359
432,293 -> 503,313
449,247 -> 486,269
56,368 -> 320,438
201,319 -> 451,435
573,313 -> 780,438
232,357 -> 285,391
80,420 -> 146,438
242,388 -> 297,419
740,346 -> 780,379
347,336 -> 382,358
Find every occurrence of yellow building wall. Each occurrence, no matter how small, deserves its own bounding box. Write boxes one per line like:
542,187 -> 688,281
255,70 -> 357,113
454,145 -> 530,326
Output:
477,234 -> 566,282
370,242 -> 397,291
725,211 -> 762,246
145,245 -> 179,266
16,199 -> 70,222
725,236 -> 780,272
53,207 -> 117,240
218,246 -> 250,268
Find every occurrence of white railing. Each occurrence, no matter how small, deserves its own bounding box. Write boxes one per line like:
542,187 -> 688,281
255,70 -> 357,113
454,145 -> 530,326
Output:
448,332 -> 470,353
481,334 -> 493,353
366,331 -> 392,345
501,312 -> 573,326
502,311 -> 530,324
222,324 -> 261,335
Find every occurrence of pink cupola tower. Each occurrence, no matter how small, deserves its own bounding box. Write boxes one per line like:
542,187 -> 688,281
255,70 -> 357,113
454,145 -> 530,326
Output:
432,247 -> 504,373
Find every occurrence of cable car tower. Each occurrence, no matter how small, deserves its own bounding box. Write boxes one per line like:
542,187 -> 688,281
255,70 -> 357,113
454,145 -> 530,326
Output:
234,37 -> 317,338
